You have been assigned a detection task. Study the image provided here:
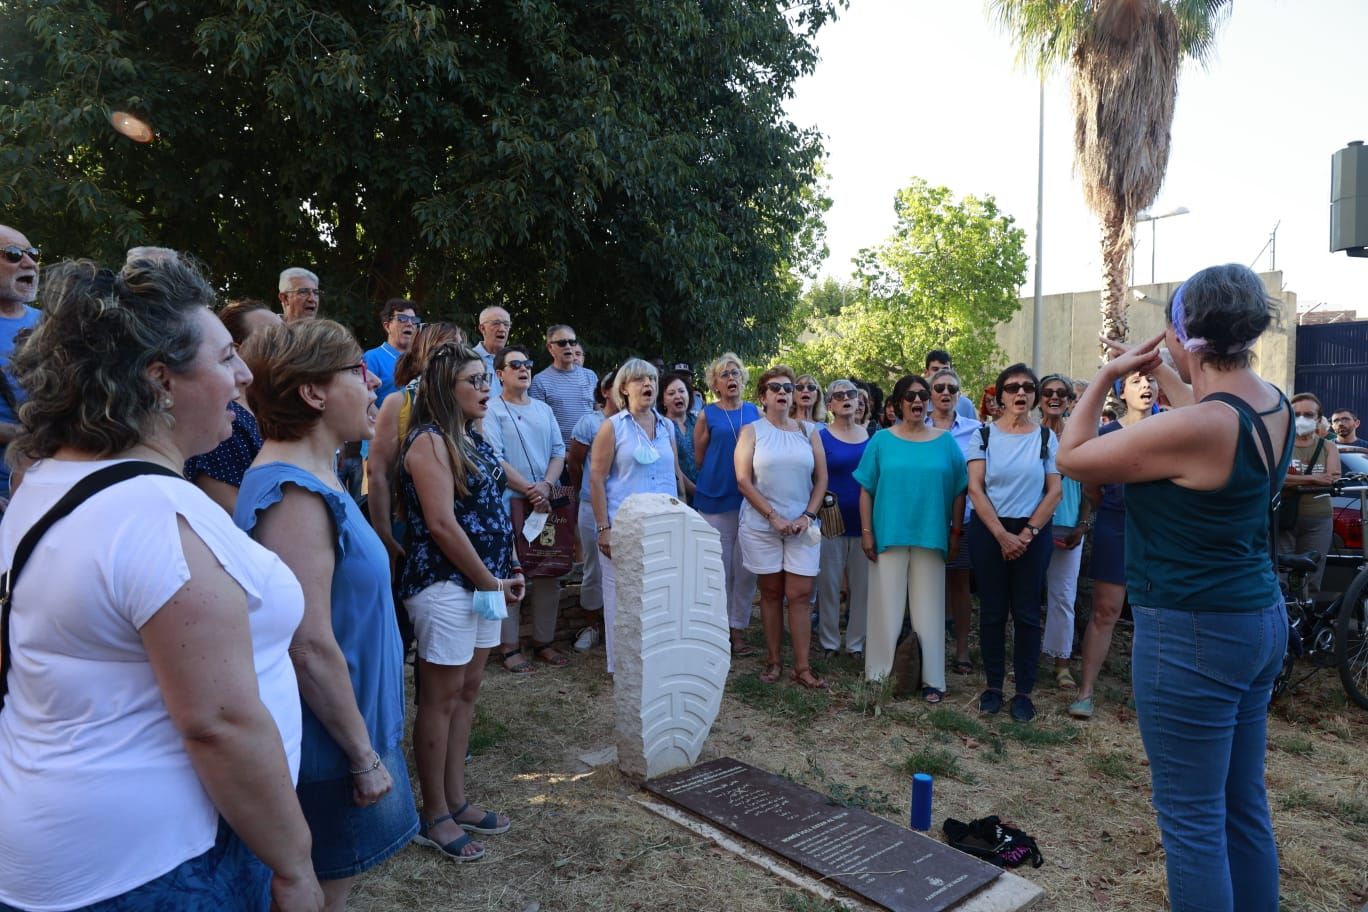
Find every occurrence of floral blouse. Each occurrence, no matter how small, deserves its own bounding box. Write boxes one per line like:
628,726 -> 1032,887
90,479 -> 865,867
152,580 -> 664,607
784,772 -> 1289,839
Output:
397,422 -> 513,598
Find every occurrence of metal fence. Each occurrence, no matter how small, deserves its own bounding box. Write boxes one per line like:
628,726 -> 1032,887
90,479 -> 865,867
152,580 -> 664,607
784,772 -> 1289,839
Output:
1294,321 -> 1368,419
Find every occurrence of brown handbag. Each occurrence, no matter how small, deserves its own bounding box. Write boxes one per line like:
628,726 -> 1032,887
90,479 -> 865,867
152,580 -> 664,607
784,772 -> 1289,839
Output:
817,490 -> 845,538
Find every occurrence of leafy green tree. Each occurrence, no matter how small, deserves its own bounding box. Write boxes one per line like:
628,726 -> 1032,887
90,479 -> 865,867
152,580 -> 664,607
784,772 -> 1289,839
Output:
990,0 -> 1230,344
782,179 -> 1027,398
0,0 -> 841,360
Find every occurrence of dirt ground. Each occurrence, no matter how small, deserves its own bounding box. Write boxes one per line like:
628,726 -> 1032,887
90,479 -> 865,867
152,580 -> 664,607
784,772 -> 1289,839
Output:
353,618 -> 1368,912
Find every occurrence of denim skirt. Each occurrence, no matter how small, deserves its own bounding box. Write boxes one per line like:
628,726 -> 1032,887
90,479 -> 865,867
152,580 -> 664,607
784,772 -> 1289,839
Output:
296,743 -> 419,880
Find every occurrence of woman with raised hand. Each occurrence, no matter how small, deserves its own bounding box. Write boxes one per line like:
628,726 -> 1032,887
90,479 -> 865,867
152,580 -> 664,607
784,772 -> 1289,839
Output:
735,366 -> 829,689
0,255 -> 323,911
693,353 -> 762,657
814,379 -> 870,660
1069,368 -> 1155,720
966,364 -> 1062,724
925,367 -> 980,676
395,342 -> 521,863
237,320 -> 417,908
659,371 -> 699,500
482,343 -> 568,673
1057,265 -> 1291,912
790,373 -> 826,429
857,374 -> 967,702
589,359 -> 680,673
1036,374 -> 1091,690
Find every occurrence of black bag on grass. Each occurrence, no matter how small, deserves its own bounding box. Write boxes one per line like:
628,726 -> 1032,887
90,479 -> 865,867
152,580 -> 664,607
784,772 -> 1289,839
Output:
942,816 -> 1044,868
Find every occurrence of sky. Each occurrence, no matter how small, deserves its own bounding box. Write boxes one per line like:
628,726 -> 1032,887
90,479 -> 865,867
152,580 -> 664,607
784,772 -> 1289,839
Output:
785,0 -> 1367,315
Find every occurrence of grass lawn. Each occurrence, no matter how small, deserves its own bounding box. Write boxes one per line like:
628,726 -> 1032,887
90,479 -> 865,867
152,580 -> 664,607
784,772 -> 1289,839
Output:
352,619 -> 1368,912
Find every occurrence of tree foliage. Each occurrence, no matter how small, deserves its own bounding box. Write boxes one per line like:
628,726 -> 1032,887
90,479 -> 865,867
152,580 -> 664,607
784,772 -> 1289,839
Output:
0,0 -> 842,360
781,179 -> 1027,398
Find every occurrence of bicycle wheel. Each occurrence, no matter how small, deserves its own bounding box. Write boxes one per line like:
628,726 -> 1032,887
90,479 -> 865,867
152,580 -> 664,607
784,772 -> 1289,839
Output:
1335,567 -> 1368,710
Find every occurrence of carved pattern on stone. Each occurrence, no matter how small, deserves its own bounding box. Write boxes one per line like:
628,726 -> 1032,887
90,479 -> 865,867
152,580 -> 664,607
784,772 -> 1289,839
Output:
613,494 -> 730,780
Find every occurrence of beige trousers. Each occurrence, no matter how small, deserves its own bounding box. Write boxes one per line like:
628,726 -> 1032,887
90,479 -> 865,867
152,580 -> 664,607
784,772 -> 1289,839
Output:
865,546 -> 946,691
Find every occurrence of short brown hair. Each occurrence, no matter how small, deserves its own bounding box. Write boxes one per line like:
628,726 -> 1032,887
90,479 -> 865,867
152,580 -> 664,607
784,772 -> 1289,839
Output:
1291,392 -> 1323,418
755,365 -> 796,400
218,298 -> 273,345
241,319 -> 362,441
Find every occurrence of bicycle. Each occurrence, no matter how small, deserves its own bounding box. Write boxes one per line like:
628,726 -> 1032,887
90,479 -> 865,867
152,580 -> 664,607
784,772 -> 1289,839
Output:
1272,476 -> 1368,711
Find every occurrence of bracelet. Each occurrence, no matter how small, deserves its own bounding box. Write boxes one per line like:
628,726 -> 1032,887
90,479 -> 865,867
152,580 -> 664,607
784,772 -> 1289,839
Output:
801,510 -> 817,521
861,527 -> 873,534
596,523 -> 612,533
349,751 -> 381,776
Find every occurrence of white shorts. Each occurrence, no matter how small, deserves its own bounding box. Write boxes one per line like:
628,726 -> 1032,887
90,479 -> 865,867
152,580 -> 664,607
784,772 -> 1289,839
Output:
738,523 -> 820,577
404,580 -> 502,666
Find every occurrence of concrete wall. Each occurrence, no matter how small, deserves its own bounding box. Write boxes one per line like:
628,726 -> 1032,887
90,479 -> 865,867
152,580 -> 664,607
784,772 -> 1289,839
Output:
999,271 -> 1298,391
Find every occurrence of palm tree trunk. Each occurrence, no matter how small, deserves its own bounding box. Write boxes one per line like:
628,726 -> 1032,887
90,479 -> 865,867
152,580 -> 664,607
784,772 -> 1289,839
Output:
1098,213 -> 1133,358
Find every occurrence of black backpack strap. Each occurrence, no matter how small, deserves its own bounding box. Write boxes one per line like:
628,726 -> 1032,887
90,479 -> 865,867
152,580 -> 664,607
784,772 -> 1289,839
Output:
978,423 -> 990,452
1039,425 -> 1049,463
1,460 -> 181,711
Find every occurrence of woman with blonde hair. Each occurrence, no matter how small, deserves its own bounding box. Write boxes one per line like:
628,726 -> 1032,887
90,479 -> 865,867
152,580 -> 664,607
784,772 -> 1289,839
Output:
237,320 -> 417,908
693,353 -> 761,656
589,358 -> 681,673
790,373 -> 826,428
735,366 -> 829,688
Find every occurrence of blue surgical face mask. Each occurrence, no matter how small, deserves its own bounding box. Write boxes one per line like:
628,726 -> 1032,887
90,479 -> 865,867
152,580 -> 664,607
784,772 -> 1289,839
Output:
472,589 -> 507,620
633,442 -> 661,465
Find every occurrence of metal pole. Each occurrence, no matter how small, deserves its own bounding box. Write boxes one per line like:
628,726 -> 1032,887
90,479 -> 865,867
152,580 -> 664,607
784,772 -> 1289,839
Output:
1032,77 -> 1044,372
1150,219 -> 1157,284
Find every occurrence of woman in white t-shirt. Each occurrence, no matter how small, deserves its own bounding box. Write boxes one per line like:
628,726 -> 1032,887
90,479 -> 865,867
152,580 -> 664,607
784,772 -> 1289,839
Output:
0,255 -> 321,912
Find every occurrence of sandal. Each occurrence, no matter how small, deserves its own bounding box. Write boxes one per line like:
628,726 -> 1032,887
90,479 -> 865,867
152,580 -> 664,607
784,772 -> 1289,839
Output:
759,663 -> 782,684
791,668 -> 828,690
731,640 -> 758,658
414,814 -> 485,862
923,687 -> 944,704
532,643 -> 570,668
451,800 -> 511,835
952,659 -> 974,675
500,649 -> 534,674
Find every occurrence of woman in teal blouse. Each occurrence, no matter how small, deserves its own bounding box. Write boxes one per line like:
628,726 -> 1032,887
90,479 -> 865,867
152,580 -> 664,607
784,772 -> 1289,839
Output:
855,374 -> 967,700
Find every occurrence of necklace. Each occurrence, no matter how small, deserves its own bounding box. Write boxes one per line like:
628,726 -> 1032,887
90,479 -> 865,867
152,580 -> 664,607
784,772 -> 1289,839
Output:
718,401 -> 743,441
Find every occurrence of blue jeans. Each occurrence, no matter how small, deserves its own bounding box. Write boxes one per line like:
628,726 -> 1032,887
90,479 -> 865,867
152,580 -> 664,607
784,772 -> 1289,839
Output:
1131,600 -> 1286,912
967,514 -> 1052,694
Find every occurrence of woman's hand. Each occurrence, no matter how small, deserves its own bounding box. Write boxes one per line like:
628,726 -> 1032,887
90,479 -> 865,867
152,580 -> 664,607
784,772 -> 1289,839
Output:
351,757 -> 394,807
1101,330 -> 1166,380
269,870 -> 324,912
378,531 -> 406,563
997,529 -> 1027,561
597,527 -> 612,559
767,512 -> 790,536
791,514 -> 812,537
861,529 -> 877,563
526,480 -> 552,512
947,533 -> 961,563
505,572 -> 526,606
1063,526 -> 1086,550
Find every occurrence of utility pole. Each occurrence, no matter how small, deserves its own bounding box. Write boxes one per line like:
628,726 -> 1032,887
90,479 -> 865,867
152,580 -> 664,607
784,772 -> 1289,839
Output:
1031,77 -> 1044,372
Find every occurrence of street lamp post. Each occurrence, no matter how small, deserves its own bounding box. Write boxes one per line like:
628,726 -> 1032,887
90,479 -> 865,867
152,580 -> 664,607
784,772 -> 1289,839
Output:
1135,206 -> 1191,284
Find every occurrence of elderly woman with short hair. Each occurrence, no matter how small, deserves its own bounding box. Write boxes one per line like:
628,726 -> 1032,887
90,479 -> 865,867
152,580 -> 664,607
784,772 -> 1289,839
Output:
693,353 -> 761,656
814,378 -> 870,659
589,358 -> 681,674
237,320 -> 418,906
0,256 -> 322,911
735,366 -> 829,688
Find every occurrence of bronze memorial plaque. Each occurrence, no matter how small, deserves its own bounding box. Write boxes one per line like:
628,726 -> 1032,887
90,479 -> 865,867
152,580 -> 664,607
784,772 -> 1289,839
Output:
644,758 -> 1002,912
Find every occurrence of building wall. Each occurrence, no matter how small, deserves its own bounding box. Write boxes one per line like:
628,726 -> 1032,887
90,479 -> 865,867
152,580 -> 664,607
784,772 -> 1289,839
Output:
999,272 -> 1298,391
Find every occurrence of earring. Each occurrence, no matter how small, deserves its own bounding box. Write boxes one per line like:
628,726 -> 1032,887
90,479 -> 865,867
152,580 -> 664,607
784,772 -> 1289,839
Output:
163,398 -> 174,409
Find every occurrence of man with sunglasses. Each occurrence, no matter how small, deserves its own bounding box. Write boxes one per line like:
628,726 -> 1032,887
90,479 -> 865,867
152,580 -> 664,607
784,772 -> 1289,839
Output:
0,225 -> 42,504
530,324 -> 599,449
474,306 -> 513,397
924,349 -> 979,421
277,267 -> 322,321
364,298 -> 420,405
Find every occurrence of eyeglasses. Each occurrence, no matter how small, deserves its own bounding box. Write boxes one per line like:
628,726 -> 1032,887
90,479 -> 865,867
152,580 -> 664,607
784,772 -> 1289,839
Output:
1001,382 -> 1037,395
286,288 -> 322,298
764,381 -> 795,394
794,382 -> 818,393
550,338 -> 578,347
1,245 -> 40,264
931,383 -> 960,395
501,359 -> 535,370
718,368 -> 741,379
482,319 -> 512,328
1041,387 -> 1074,400
903,389 -> 931,402
829,389 -> 859,401
392,313 -> 420,325
1331,417 -> 1354,424
459,372 -> 492,390
336,362 -> 370,383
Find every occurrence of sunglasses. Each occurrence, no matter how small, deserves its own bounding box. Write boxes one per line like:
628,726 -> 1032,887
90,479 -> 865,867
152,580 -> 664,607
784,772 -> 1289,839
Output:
829,389 -> 859,401
902,389 -> 931,402
1001,382 -> 1036,395
794,382 -> 818,393
336,361 -> 371,383
459,372 -> 493,390
550,338 -> 578,347
1,245 -> 40,265
931,383 -> 959,394
501,358 -> 535,370
392,313 -> 420,325
1041,387 -> 1074,400
764,381 -> 795,394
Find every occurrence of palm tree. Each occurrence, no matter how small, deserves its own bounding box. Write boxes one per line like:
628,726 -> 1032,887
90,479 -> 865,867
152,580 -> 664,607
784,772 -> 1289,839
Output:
991,0 -> 1230,345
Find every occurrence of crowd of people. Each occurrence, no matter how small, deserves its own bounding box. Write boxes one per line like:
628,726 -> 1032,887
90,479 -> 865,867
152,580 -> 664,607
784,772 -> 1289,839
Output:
0,223 -> 1350,912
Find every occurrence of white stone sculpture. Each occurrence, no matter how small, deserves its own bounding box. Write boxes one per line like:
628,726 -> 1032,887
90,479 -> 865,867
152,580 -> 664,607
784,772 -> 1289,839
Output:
612,493 -> 730,780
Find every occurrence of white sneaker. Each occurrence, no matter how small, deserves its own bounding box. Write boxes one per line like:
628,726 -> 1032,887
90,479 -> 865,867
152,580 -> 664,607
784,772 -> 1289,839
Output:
574,627 -> 601,652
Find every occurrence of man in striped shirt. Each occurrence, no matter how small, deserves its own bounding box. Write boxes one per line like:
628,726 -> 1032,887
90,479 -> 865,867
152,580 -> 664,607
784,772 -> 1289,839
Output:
529,323 -> 599,449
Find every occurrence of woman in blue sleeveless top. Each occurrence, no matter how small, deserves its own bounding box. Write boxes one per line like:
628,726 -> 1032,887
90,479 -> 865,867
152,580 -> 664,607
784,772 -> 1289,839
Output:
1058,264 -> 1292,912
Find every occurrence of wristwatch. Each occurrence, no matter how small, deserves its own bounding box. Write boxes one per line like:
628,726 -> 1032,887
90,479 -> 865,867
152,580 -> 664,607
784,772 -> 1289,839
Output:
801,510 -> 817,521
1024,524 -> 1040,536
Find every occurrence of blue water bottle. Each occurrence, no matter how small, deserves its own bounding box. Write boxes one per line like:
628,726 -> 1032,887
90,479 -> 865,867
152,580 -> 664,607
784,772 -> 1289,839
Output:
910,772 -> 933,831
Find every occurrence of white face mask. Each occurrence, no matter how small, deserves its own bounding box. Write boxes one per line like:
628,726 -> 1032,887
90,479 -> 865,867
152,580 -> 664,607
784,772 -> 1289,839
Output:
1294,416 -> 1318,437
